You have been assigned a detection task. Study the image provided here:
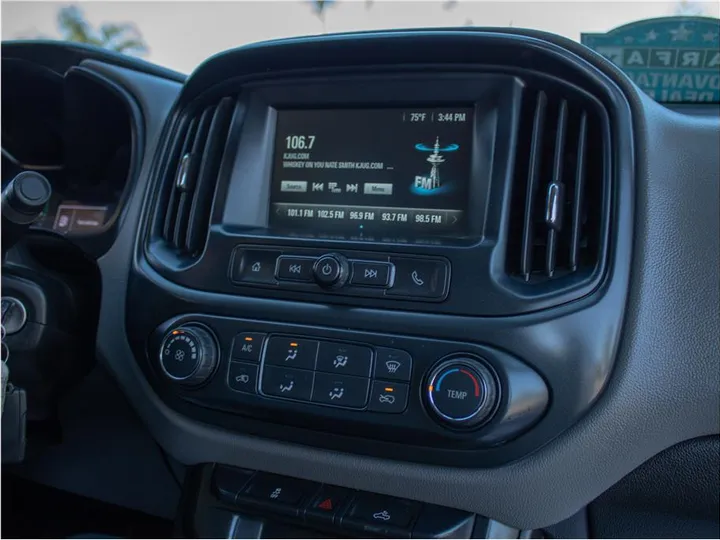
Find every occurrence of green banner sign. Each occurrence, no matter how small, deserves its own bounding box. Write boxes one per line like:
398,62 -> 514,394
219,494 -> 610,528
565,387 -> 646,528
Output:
582,16 -> 720,103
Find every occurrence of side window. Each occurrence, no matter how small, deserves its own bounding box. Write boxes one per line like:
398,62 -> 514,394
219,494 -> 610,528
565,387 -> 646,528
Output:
582,16 -> 720,105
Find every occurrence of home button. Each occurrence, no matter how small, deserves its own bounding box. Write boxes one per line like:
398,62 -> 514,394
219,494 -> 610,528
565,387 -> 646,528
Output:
231,249 -> 280,285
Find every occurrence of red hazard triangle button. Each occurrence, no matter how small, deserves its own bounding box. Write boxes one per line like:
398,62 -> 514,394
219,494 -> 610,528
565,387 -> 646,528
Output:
308,487 -> 353,522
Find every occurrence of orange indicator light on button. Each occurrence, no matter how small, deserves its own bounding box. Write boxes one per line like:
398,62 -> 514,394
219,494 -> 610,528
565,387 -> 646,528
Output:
244,337 -> 253,341
290,342 -> 298,347
384,387 -> 394,392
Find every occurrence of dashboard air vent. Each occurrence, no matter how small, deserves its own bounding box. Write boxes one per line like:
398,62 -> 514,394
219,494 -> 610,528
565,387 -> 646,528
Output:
506,83 -> 607,283
158,96 -> 235,257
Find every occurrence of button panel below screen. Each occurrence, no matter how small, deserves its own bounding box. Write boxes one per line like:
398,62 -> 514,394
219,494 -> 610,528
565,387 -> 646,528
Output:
229,246 -> 450,302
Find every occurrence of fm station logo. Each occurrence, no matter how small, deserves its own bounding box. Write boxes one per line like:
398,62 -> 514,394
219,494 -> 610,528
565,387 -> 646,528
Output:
411,137 -> 459,196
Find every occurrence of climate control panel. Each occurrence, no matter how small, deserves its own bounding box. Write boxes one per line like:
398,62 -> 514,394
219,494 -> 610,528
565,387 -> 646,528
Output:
148,314 -> 549,465
235,334 -> 412,413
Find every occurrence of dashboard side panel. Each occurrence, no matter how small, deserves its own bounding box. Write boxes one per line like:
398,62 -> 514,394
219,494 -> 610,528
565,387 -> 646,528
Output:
589,436 -> 720,538
92,33 -> 719,529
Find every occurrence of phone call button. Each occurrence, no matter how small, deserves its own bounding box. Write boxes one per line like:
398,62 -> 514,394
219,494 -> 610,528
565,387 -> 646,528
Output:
386,258 -> 448,299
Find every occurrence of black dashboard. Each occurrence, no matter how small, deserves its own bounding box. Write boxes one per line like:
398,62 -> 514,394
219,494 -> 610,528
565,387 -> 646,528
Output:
2,29 -> 718,532
1,48 -> 144,256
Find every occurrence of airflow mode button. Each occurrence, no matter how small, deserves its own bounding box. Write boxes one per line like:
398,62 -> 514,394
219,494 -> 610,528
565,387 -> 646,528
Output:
316,342 -> 372,377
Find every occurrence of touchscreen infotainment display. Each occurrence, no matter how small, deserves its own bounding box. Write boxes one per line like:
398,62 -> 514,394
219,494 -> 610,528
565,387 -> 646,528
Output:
269,107 -> 473,234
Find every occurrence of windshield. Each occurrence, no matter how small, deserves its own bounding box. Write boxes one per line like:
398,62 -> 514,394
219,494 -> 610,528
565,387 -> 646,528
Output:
3,1 -> 719,75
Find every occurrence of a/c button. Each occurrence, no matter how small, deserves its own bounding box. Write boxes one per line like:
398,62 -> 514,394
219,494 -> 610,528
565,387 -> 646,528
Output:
231,332 -> 265,362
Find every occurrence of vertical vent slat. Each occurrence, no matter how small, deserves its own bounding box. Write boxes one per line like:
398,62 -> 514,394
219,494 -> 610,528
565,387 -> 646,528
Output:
520,91 -> 547,281
506,80 -> 606,286
569,112 -> 588,271
185,97 -> 235,254
163,116 -> 198,245
172,105 -> 215,250
155,96 -> 235,260
545,99 -> 568,277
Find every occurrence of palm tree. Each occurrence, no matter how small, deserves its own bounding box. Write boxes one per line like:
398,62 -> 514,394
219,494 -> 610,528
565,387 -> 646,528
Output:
57,5 -> 148,56
674,0 -> 705,16
309,0 -> 336,33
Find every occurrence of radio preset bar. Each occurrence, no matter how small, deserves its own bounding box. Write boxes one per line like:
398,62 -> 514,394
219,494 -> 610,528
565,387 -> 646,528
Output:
271,203 -> 463,229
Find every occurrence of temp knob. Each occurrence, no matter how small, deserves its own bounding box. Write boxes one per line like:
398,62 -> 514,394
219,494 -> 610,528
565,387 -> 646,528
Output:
313,253 -> 349,289
159,325 -> 218,386
426,357 -> 499,428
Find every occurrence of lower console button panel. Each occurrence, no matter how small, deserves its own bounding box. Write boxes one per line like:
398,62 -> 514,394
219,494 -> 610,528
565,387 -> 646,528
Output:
208,464 -> 476,538
148,315 -> 549,462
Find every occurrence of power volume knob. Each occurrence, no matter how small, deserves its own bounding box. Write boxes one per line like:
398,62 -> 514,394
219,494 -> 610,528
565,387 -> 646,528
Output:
159,325 -> 218,386
426,357 -> 499,429
313,253 -> 349,289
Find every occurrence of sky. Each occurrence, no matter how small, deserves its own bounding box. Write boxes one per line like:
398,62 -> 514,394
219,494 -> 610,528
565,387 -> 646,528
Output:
2,0 -> 720,74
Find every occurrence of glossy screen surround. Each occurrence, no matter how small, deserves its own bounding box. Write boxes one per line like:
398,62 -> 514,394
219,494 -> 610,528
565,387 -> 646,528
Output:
146,71 -> 608,316
148,74 -> 583,316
